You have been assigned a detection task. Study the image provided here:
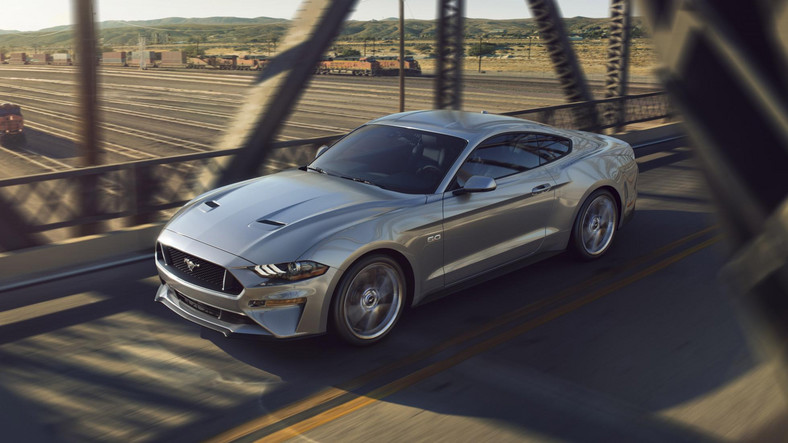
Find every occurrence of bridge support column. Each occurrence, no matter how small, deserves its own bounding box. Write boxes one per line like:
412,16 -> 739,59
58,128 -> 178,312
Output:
434,0 -> 465,110
75,0 -> 101,236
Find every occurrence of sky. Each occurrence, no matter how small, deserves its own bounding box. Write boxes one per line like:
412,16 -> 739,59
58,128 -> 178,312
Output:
2,0 -> 612,32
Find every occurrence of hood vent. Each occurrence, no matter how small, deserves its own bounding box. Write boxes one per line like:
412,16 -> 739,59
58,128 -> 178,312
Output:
199,200 -> 221,212
256,219 -> 286,227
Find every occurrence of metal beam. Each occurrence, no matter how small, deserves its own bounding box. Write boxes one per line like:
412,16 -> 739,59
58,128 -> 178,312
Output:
639,0 -> 788,385
605,0 -> 632,130
0,193 -> 40,251
75,0 -> 101,236
216,0 -> 357,186
526,0 -> 598,130
399,0 -> 406,113
434,0 -> 465,110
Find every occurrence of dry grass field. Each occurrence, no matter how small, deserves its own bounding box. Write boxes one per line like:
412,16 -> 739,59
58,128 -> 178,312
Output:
203,37 -> 659,80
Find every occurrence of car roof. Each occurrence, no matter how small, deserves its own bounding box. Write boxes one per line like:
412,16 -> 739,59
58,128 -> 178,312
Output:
369,110 -> 551,142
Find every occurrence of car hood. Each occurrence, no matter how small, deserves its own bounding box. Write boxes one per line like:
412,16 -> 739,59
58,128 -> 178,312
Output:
165,169 -> 422,265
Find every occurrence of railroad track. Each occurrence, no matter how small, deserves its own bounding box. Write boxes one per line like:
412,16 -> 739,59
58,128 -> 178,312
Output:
1,67 -> 665,179
4,84 -> 354,141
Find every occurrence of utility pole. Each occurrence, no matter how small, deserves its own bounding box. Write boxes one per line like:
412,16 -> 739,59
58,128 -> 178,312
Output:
399,0 -> 405,112
478,36 -> 482,73
363,39 -> 367,57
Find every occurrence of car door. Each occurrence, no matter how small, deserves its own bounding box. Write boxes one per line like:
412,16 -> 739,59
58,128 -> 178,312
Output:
442,132 -> 558,286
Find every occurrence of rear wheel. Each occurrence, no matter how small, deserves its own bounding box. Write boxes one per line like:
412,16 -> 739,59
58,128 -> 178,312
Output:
571,189 -> 619,259
331,254 -> 406,345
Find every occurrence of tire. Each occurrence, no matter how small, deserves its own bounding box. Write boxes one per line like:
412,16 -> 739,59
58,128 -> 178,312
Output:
331,254 -> 406,345
570,189 -> 619,260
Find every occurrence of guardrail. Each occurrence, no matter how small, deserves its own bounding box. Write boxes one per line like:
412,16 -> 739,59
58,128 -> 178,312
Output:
0,92 -> 672,251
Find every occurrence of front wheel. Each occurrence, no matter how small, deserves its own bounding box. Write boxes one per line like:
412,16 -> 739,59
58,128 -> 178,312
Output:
571,189 -> 619,260
331,254 -> 406,345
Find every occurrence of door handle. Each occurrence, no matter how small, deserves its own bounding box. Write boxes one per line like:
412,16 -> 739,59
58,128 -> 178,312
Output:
531,183 -> 552,194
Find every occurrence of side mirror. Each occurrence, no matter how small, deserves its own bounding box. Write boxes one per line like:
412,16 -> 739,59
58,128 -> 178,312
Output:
454,176 -> 497,195
315,145 -> 329,159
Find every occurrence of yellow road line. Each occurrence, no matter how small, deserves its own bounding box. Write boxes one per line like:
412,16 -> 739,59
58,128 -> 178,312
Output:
210,226 -> 718,443
259,235 -> 721,442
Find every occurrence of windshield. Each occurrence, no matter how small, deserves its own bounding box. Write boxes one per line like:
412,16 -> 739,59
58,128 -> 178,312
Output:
309,124 -> 467,194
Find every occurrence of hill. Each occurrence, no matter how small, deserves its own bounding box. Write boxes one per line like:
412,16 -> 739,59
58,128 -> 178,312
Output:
0,16 -> 648,51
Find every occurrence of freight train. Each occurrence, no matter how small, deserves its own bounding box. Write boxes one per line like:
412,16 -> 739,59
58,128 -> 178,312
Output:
0,50 -> 421,76
316,56 -> 421,76
186,55 -> 269,70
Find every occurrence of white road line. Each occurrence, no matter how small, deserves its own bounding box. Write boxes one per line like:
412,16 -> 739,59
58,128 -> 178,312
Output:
0,144 -> 63,172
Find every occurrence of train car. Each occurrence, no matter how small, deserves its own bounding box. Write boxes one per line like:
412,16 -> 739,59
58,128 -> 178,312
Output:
0,103 -> 25,147
316,58 -> 380,76
160,51 -> 186,68
27,53 -> 51,65
212,55 -> 238,70
8,53 -> 27,65
371,56 -> 422,76
101,51 -> 127,67
236,57 -> 258,70
186,57 -> 213,69
51,53 -> 72,66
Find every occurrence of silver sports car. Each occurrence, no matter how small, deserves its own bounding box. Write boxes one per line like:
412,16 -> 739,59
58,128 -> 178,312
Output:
155,110 -> 637,345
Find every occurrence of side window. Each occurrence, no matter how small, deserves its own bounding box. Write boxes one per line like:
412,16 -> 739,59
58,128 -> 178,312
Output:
454,133 -> 541,187
528,134 -> 571,163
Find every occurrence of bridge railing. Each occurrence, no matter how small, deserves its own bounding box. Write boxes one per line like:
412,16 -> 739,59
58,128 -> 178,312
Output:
0,92 -> 672,249
503,91 -> 673,130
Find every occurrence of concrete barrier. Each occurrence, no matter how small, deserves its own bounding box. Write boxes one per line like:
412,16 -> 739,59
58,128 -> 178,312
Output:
0,223 -> 162,290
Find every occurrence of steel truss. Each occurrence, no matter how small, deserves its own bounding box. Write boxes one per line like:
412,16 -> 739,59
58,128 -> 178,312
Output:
639,0 -> 788,381
434,0 -> 465,110
605,0 -> 632,130
216,0 -> 357,186
526,0 -> 598,130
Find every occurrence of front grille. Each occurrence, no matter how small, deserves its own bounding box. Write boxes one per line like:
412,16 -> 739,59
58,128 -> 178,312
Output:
174,290 -> 256,325
161,245 -> 244,295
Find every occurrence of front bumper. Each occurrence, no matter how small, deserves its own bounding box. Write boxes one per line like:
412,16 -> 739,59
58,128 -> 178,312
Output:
155,230 -> 339,339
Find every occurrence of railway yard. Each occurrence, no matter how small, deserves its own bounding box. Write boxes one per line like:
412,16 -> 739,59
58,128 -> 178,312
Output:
0,65 -> 660,179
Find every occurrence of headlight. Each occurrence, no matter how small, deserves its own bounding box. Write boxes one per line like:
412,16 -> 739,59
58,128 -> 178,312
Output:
251,261 -> 328,281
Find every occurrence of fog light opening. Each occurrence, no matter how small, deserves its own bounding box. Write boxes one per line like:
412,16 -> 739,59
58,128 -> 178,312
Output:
248,297 -> 307,308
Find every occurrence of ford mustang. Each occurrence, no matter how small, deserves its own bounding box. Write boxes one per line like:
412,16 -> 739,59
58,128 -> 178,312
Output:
155,110 -> 637,345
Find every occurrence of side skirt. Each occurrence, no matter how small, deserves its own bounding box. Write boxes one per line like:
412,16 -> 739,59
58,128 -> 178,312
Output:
415,250 -> 564,307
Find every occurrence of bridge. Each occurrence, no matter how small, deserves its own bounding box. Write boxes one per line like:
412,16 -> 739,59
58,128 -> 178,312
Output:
1,0 -> 787,441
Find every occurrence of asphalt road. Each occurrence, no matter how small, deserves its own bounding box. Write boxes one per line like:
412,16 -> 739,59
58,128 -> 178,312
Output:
1,139 -> 786,442
0,65 -> 661,178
